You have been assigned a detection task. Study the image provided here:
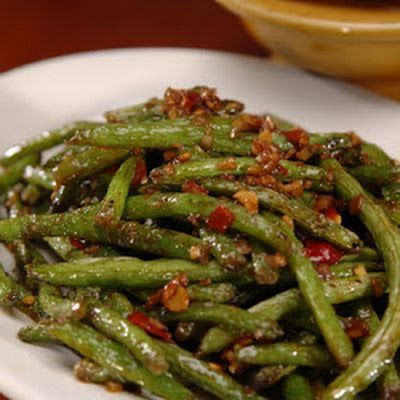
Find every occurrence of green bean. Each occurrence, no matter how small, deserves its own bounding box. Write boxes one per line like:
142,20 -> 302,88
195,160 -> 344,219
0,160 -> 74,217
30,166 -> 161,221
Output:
104,100 -> 163,123
97,156 -> 136,224
201,178 -> 360,250
53,146 -> 130,185
156,302 -> 282,340
381,201 -> 400,225
199,228 -> 247,269
88,301 -> 169,374
0,211 -> 208,261
45,236 -> 118,260
156,340 -> 264,400
270,131 -> 294,152
282,373 -> 314,400
18,324 -> 57,344
279,160 -> 331,183
351,301 -> 400,400
100,291 -> 134,315
199,273 -> 386,356
6,189 -> 31,280
151,156 -> 332,191
0,121 -> 101,166
187,283 -> 237,303
321,158 -> 400,399
309,132 -> 353,149
74,358 -> 124,384
0,262 -> 41,321
267,114 -> 299,131
150,157 -> 256,184
20,184 -> 41,206
382,183 -> 400,203
70,117 -> 249,153
253,365 -> 297,389
237,342 -> 333,368
43,145 -> 85,169
340,247 -> 380,262
30,257 -> 251,288
46,322 -> 193,400
38,284 -> 85,321
250,241 -> 280,285
330,261 -> 383,278
0,154 -> 40,193
24,166 -> 56,190
349,165 -> 400,185
360,142 -> 392,167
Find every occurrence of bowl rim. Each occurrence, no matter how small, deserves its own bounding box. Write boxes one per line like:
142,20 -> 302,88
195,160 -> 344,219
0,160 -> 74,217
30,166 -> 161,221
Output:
216,0 -> 400,37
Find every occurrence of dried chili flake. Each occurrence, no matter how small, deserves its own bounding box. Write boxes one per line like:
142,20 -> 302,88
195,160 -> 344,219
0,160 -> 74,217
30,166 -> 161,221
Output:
349,195 -> 364,215
303,238 -> 343,265
70,238 -> 86,250
343,317 -> 370,339
127,311 -> 172,341
131,158 -> 147,187
283,128 -> 309,147
207,205 -> 235,233
182,180 -> 208,195
323,206 -> 342,224
370,277 -> 384,298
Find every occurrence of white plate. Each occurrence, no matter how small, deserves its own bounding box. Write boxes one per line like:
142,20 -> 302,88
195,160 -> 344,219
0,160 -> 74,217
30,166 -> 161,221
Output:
0,48 -> 399,400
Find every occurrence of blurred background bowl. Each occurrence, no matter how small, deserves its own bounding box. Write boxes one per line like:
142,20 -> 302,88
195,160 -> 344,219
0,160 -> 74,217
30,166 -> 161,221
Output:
216,0 -> 400,81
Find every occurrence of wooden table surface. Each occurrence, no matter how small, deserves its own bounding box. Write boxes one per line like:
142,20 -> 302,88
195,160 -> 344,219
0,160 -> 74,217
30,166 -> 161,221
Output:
0,0 -> 267,73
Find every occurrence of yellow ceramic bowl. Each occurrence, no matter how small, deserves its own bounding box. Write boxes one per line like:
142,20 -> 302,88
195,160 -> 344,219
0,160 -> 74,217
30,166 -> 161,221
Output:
216,0 -> 400,80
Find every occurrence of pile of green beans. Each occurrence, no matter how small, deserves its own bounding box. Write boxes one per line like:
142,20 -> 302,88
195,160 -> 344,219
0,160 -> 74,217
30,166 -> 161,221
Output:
1,86 -> 400,400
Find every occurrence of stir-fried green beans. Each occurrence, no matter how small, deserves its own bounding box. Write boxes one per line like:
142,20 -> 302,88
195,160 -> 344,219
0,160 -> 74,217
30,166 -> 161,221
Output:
200,178 -> 360,249
237,342 -> 333,368
47,322 -> 193,400
321,158 -> 400,399
1,86 -> 399,400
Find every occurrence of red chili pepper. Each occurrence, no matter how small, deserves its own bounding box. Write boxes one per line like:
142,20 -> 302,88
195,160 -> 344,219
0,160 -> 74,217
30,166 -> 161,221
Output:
283,128 -> 308,146
181,90 -> 201,113
323,206 -> 342,224
70,238 -> 86,250
343,317 -> 370,339
182,180 -> 208,195
127,311 -> 172,341
207,205 -> 235,233
303,238 -> 343,265
131,158 -> 147,187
